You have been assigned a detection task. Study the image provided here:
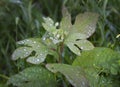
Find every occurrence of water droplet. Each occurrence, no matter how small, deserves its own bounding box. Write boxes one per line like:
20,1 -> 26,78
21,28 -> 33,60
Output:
48,18 -> 51,21
23,48 -> 26,51
26,52 -> 29,55
36,59 -> 40,62
56,34 -> 60,38
97,54 -> 99,57
45,50 -> 48,53
24,54 -> 27,57
50,37 -> 53,40
81,47 -> 83,49
55,22 -> 59,27
33,41 -> 36,43
18,41 -> 24,44
37,45 -> 40,48
26,39 -> 29,42
40,54 -> 43,56
42,37 -> 46,41
49,23 -> 52,26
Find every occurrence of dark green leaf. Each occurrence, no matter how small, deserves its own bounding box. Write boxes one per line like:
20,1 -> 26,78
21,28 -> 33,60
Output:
73,47 -> 120,87
7,67 -> 57,87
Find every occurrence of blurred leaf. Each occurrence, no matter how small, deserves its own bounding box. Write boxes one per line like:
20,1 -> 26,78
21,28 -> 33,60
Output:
7,67 -> 57,87
65,33 -> 94,55
12,38 -> 57,64
0,84 -> 7,87
72,12 -> 99,38
60,7 -> 98,55
42,17 -> 56,33
73,47 -> 120,86
12,47 -> 32,60
42,17 -> 66,44
61,7 -> 99,38
60,5 -> 72,34
46,64 -> 89,87
9,0 -> 22,4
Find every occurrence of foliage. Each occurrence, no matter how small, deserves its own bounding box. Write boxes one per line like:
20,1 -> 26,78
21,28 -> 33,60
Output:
0,0 -> 120,87
73,47 -> 120,87
7,3 -> 99,87
11,6 -> 98,65
12,38 -> 54,64
7,66 -> 57,87
46,64 -> 89,87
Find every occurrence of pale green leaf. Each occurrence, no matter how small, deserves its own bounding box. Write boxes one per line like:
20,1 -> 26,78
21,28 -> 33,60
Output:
12,38 -> 54,64
60,7 -> 99,38
61,8 -> 98,55
7,67 -> 57,87
73,12 -> 99,38
65,33 -> 88,40
75,40 -> 94,50
61,6 -> 72,34
65,33 -> 94,55
42,17 -> 56,33
46,64 -> 89,87
65,41 -> 81,55
12,47 -> 32,60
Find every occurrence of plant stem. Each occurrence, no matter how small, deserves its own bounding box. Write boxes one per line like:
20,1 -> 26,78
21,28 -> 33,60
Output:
0,74 -> 9,80
58,42 -> 64,63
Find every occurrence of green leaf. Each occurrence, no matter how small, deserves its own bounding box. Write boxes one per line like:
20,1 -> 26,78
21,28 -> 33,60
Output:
72,12 -> 99,38
73,47 -> 120,71
60,7 -> 99,38
46,64 -> 89,87
12,47 -> 33,60
7,67 -> 57,87
12,38 -> 54,64
0,84 -> 7,87
42,17 -> 66,44
72,47 -> 120,86
42,17 -> 56,33
60,7 -> 98,55
60,6 -> 72,34
65,33 -> 94,55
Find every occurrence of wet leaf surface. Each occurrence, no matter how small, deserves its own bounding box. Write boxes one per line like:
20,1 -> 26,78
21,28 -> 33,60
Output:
73,47 -> 120,87
7,67 -> 57,87
46,64 -> 89,87
12,38 -> 54,64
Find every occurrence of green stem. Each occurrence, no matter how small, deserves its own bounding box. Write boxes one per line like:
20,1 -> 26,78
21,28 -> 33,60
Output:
58,42 -> 64,63
0,74 -> 9,80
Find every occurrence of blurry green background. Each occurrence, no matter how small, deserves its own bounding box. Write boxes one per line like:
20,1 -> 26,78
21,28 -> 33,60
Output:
0,0 -> 120,84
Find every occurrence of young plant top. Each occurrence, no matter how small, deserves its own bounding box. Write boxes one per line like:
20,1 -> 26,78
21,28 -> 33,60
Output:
8,6 -> 120,87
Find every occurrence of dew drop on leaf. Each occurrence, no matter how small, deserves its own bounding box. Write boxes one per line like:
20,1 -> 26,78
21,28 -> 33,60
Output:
37,59 -> 40,62
81,47 -> 84,50
33,41 -> 36,44
23,48 -> 26,51
26,39 -> 29,42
